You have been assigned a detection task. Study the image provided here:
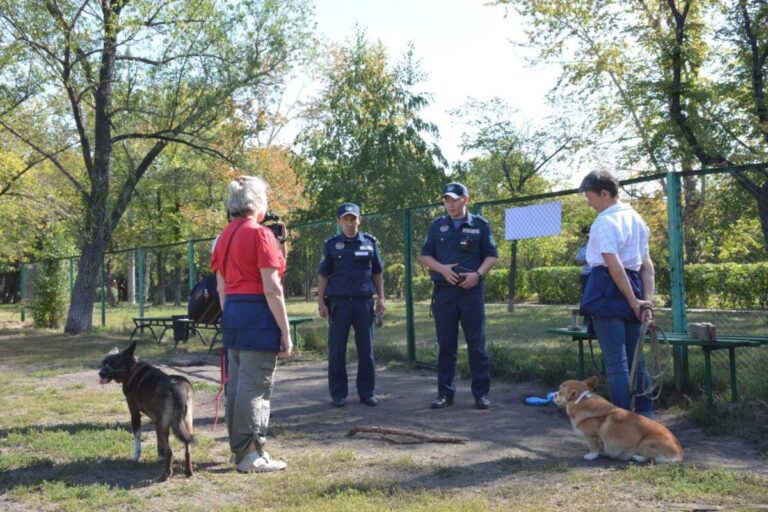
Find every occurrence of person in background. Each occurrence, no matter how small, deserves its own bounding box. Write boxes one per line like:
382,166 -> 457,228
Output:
211,175 -> 292,473
578,170 -> 655,418
575,226 -> 592,294
419,182 -> 498,410
317,202 -> 385,408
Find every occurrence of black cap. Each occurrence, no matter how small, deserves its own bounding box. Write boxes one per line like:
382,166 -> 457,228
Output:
442,182 -> 468,199
337,202 -> 361,218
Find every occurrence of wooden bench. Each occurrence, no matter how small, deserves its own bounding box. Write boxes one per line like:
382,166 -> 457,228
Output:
205,315 -> 315,353
546,326 -> 765,405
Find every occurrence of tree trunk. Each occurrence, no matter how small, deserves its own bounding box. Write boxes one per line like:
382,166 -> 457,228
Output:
507,240 -> 518,313
64,230 -> 109,334
153,251 -> 166,305
172,263 -> 182,307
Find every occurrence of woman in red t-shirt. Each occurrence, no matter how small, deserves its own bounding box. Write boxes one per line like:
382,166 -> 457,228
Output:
211,176 -> 292,473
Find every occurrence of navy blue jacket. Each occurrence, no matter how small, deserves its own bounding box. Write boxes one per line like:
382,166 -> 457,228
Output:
420,213 -> 498,283
318,231 -> 383,297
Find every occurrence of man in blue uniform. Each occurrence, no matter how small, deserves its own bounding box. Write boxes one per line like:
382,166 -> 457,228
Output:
419,183 -> 498,409
318,202 -> 386,408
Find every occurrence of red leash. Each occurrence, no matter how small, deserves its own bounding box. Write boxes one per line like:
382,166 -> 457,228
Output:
197,349 -> 228,431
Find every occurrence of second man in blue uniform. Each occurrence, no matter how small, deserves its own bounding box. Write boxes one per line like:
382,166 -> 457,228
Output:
318,203 -> 386,408
420,183 -> 498,410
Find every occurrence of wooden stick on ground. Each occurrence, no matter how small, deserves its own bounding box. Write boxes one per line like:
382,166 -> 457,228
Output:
347,426 -> 469,444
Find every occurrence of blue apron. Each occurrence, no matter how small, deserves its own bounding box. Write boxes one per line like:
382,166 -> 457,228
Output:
580,266 -> 643,322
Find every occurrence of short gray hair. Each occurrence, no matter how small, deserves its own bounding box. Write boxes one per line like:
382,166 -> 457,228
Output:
227,176 -> 268,216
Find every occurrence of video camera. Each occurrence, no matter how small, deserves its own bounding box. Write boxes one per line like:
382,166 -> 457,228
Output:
261,212 -> 284,240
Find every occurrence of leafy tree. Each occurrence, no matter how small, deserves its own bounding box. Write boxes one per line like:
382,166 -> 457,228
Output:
497,0 -> 768,258
0,0 -> 314,333
452,97 -> 576,310
297,30 -> 447,220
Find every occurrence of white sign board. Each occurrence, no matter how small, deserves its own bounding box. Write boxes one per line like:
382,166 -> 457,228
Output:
505,201 -> 562,240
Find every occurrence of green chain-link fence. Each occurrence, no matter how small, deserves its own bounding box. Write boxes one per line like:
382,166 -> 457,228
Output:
17,164 -> 768,403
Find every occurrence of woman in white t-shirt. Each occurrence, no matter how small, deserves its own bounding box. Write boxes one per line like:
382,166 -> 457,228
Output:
578,170 -> 655,418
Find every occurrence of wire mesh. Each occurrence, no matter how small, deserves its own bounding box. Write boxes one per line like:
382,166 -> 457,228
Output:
15,166 -> 768,403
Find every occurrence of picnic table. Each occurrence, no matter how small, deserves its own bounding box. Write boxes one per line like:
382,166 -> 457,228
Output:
546,326 -> 765,405
129,316 -> 175,344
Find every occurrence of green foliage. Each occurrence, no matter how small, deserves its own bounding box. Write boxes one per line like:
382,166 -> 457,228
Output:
297,30 -> 447,220
483,268 -> 530,303
384,263 -> 405,298
528,267 -> 581,304
29,259 -> 68,329
657,262 -> 768,309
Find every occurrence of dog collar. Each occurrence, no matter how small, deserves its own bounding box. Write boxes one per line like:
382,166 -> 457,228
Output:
574,390 -> 593,405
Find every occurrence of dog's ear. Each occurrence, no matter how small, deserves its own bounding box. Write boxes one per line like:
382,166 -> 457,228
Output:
585,376 -> 598,390
124,340 -> 137,357
107,346 -> 120,355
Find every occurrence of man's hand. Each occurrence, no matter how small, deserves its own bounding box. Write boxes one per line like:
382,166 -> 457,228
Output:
318,302 -> 329,319
376,296 -> 386,316
458,271 -> 481,289
438,263 -> 462,285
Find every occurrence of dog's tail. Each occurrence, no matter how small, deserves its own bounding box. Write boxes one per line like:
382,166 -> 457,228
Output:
171,378 -> 196,445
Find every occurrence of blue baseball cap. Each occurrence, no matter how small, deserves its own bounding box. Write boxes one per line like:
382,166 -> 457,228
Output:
442,182 -> 468,199
337,202 -> 361,218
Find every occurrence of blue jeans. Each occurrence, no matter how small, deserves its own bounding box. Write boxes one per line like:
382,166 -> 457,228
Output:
592,316 -> 654,418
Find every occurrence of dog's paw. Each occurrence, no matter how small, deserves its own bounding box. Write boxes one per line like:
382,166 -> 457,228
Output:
631,454 -> 648,463
583,452 -> 599,461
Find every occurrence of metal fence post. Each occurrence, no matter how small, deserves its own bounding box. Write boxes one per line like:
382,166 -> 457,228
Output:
188,240 -> 196,291
402,208 -> 415,363
138,247 -> 145,322
20,263 -> 26,322
666,171 -> 688,389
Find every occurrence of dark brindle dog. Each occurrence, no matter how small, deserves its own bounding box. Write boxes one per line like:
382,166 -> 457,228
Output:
99,341 -> 195,481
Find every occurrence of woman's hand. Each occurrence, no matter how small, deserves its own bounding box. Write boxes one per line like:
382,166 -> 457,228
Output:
633,299 -> 654,323
278,332 -> 293,360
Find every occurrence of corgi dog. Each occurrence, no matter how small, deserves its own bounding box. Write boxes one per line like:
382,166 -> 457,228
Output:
554,376 -> 683,463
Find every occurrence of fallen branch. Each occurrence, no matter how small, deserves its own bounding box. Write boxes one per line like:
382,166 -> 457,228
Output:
346,425 -> 469,444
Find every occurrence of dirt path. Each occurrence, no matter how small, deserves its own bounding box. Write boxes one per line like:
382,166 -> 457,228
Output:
165,356 -> 767,476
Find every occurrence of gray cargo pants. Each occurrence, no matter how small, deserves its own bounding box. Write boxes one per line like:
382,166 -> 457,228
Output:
225,349 -> 278,463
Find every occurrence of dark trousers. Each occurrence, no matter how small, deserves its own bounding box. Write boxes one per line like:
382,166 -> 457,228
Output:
327,297 -> 375,400
432,285 -> 490,399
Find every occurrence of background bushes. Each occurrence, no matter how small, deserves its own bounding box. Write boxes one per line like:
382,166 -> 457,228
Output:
388,262 -> 768,310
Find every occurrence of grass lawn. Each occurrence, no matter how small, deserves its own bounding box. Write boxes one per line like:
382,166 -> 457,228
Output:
0,329 -> 766,511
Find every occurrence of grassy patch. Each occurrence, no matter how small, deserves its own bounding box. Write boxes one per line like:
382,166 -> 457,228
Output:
7,480 -> 139,511
689,399 -> 768,454
618,464 -> 768,503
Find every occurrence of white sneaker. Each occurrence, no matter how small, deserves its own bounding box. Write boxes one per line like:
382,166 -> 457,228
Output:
236,451 -> 287,473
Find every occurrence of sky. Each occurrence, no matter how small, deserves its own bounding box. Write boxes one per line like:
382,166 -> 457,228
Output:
284,0 -> 561,166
